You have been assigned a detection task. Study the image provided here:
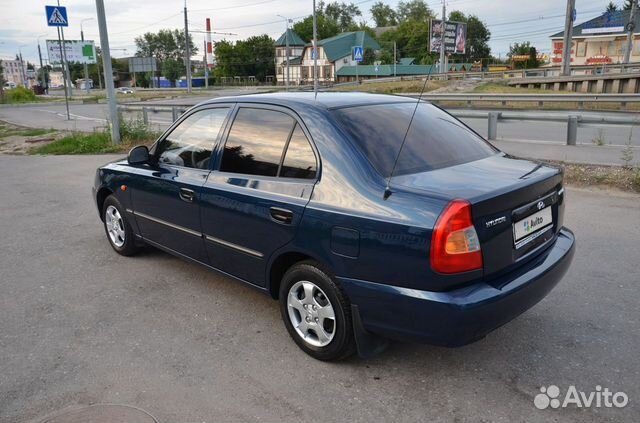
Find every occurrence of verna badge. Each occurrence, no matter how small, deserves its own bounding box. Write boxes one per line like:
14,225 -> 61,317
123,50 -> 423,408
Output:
537,201 -> 545,210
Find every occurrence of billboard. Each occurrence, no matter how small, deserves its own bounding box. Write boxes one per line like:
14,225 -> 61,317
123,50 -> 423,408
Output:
46,40 -> 96,64
128,57 -> 157,73
429,20 -> 467,55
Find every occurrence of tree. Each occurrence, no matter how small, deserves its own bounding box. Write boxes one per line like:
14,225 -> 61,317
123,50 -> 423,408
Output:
213,35 -> 275,82
293,15 -> 340,42
381,17 -> 433,64
396,0 -> 433,23
371,2 -> 397,27
134,29 -> 197,85
292,1 -> 364,41
362,47 -> 377,65
324,2 -> 362,32
508,41 -> 541,68
607,1 -> 619,12
162,59 -> 182,86
448,11 -> 491,62
0,60 -> 5,102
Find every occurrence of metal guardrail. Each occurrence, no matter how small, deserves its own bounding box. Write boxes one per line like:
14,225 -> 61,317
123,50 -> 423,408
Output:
448,110 -> 640,146
353,62 -> 640,85
404,93 -> 640,108
118,95 -> 640,146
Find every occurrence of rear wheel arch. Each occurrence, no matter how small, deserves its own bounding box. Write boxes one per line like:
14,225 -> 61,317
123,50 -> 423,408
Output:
268,251 -> 332,299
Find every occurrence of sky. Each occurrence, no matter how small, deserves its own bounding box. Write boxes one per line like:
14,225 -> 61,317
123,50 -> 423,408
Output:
0,0 -> 614,64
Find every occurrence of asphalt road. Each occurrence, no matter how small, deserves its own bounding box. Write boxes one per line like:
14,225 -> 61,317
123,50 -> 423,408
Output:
1,154 -> 639,423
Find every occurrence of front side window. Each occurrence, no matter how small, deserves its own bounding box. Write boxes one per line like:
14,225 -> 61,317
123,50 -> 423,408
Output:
156,108 -> 229,169
220,108 -> 295,177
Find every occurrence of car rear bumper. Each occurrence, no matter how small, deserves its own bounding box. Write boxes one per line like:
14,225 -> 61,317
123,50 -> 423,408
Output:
339,227 -> 575,347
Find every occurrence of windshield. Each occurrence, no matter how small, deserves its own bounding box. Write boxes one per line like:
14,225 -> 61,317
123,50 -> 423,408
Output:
332,102 -> 497,177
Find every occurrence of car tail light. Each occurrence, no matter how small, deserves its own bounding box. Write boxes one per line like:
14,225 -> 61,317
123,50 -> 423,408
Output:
431,200 -> 483,274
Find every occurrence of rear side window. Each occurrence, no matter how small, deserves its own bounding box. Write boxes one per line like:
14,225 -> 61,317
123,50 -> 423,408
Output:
332,102 -> 497,177
281,124 -> 317,179
220,108 -> 295,177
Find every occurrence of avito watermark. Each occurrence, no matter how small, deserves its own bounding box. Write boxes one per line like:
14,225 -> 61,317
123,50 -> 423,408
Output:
534,385 -> 629,410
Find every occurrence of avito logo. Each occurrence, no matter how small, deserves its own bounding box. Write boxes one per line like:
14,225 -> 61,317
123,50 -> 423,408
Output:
534,385 -> 629,410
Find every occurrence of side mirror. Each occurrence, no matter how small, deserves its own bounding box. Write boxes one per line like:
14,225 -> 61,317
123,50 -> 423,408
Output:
128,145 -> 150,165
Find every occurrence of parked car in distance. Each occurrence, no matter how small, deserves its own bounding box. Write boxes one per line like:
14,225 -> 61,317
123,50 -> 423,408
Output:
93,93 -> 575,360
117,87 -> 133,94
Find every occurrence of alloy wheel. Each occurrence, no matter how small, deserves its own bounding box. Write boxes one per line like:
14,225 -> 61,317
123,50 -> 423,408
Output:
287,280 -> 336,347
105,205 -> 125,248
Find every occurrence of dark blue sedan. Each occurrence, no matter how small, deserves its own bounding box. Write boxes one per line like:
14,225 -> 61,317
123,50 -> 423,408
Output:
93,93 -> 575,360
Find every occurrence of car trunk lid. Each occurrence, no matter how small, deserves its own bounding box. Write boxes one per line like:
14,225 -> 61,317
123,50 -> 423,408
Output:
391,153 -> 565,281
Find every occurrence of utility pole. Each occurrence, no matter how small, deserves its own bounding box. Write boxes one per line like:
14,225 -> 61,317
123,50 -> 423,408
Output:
439,0 -> 446,76
18,51 -> 27,87
95,0 -> 120,144
184,0 -> 192,93
55,27 -> 71,120
81,18 -> 93,93
313,0 -> 318,96
393,41 -> 397,77
624,0 -> 638,65
38,43 -> 45,90
561,0 -> 576,76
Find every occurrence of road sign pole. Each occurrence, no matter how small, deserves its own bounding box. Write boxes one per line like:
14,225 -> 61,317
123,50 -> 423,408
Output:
95,0 -> 120,144
81,28 -> 90,93
56,27 -> 71,120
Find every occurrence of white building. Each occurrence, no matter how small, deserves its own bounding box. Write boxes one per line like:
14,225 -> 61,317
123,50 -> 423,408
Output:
550,9 -> 640,66
1,58 -> 27,87
275,30 -> 380,85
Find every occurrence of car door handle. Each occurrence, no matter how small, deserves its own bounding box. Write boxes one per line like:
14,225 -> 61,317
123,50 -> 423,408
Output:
179,188 -> 195,203
270,207 -> 293,224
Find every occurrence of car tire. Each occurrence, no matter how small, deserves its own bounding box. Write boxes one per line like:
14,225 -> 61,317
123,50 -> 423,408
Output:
102,195 -> 138,256
279,261 -> 356,361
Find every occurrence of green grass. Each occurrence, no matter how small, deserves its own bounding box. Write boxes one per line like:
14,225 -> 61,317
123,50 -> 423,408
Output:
30,132 -> 118,155
29,116 -> 161,155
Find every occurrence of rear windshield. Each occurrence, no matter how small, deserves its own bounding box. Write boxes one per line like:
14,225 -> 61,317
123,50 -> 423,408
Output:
332,102 -> 497,177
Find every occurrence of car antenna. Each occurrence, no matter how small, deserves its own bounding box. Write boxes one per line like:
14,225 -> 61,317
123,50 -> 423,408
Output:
383,63 -> 435,200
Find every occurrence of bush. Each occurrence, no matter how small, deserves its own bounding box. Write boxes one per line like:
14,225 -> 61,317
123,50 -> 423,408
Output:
5,87 -> 37,103
119,115 -> 160,143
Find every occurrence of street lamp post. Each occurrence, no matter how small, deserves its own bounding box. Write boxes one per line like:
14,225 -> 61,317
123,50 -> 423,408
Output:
81,18 -> 95,94
277,15 -> 292,91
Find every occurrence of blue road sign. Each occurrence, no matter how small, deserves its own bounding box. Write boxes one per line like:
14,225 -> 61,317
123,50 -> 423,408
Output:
311,48 -> 318,60
45,5 -> 68,27
571,8 -> 577,22
352,46 -> 363,62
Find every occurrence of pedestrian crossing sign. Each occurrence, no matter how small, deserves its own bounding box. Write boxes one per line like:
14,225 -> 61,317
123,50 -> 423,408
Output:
352,46 -> 363,62
45,5 -> 69,27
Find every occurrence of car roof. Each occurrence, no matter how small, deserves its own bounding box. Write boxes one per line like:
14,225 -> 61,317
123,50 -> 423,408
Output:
201,92 -> 415,110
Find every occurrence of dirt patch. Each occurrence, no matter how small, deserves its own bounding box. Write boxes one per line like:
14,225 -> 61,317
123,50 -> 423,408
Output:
556,161 -> 640,193
0,122 -> 62,155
